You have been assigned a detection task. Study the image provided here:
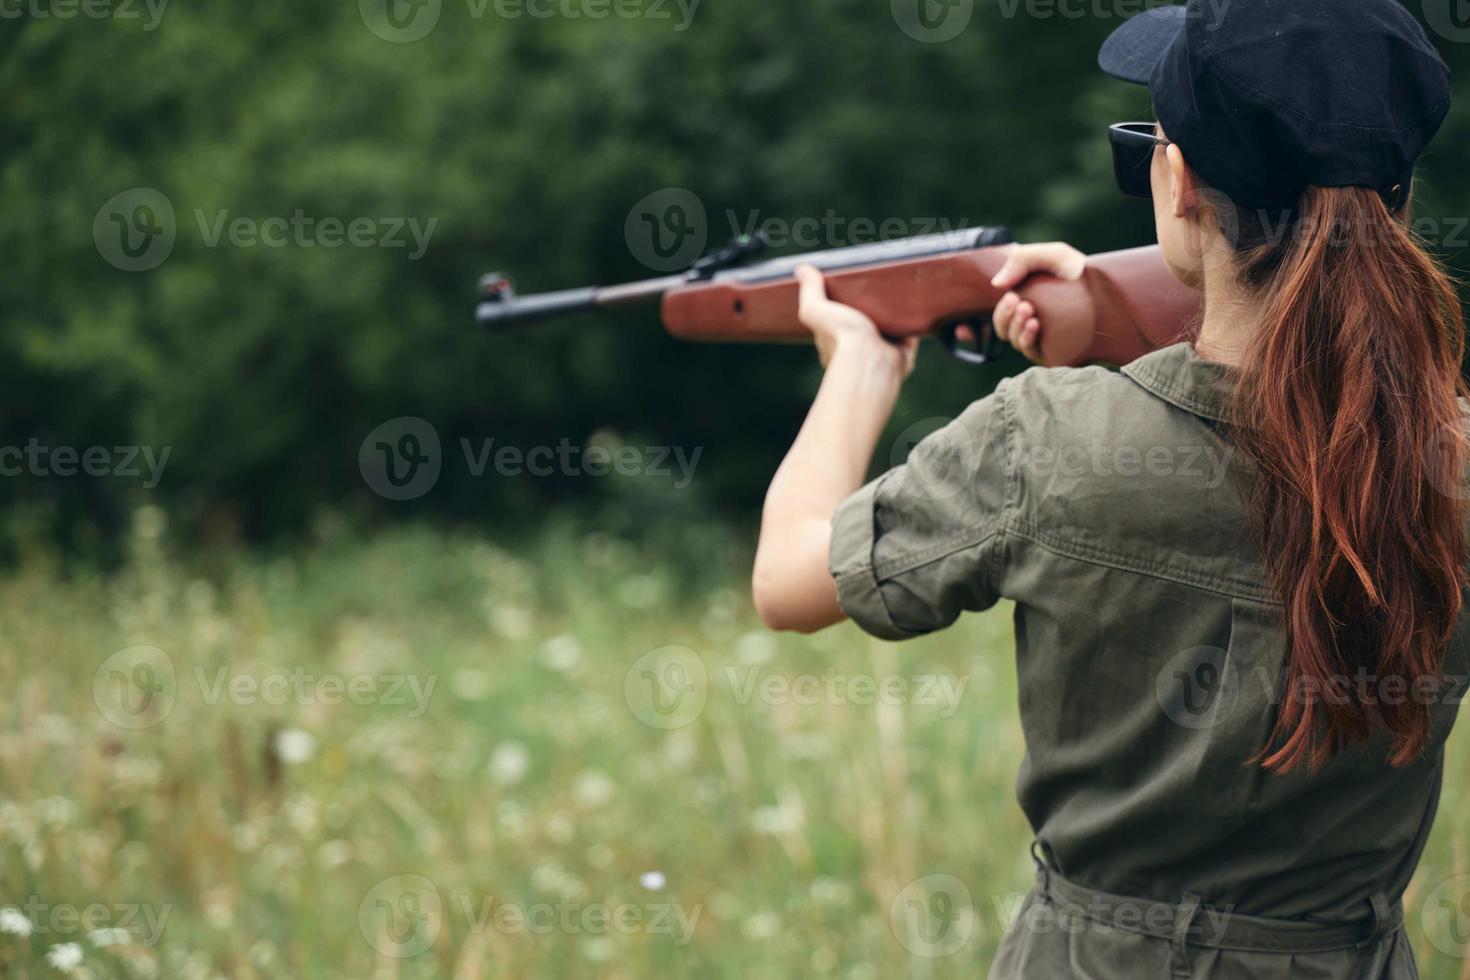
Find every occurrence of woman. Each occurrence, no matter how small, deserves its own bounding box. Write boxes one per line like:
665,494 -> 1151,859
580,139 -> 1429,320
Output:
752,0 -> 1468,976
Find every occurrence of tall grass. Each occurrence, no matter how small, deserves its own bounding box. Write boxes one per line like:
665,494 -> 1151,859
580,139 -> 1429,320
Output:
0,511 -> 1467,978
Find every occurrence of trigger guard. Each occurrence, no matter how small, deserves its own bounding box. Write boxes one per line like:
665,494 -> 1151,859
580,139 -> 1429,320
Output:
938,321 -> 1006,365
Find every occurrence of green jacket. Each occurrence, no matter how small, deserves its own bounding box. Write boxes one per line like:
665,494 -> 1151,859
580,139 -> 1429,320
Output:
829,343 -> 1468,978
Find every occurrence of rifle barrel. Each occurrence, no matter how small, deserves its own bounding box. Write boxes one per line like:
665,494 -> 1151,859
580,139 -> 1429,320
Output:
476,276 -> 690,327
475,226 -> 1011,329
593,275 -> 689,307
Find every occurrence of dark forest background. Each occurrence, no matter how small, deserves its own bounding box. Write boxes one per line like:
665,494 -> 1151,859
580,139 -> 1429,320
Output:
5,0 -> 1470,557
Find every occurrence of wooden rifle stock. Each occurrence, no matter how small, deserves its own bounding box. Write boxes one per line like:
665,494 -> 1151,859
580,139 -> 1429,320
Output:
660,244 -> 1201,367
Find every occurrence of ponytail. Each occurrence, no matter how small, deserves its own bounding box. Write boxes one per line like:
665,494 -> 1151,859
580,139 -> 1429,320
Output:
1222,186 -> 1468,771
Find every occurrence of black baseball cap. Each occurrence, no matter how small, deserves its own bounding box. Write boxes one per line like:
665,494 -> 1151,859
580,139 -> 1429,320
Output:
1098,0 -> 1452,211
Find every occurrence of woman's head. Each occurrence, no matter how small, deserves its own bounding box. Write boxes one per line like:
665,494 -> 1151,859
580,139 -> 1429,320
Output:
1105,119 -> 1224,287
1144,129 -> 1210,288
1136,132 -> 1419,294
1101,0 -> 1449,290
1101,0 -> 1467,771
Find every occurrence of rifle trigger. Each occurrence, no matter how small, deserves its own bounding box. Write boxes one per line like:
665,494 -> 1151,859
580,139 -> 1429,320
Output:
938,321 -> 1005,366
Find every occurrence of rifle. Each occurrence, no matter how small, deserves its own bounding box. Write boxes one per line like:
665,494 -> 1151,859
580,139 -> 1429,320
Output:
475,226 -> 1202,367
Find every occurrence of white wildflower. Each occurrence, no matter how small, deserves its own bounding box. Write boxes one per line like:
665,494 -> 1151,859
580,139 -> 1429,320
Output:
117,840 -> 151,870
572,770 -> 615,808
112,756 -> 163,788
34,797 -> 78,827
787,731 -> 832,760
662,733 -> 697,770
316,839 -> 352,869
490,604 -> 532,640
34,714 -> 77,748
530,862 -> 585,897
284,793 -> 319,836
450,669 -> 492,701
581,935 -> 616,962
204,888 -> 234,930
0,906 -> 33,937
46,942 -> 83,971
273,728 -> 316,765
88,927 -> 132,947
133,505 -> 165,541
735,631 -> 777,666
742,911 -> 781,940
639,870 -> 666,891
488,742 -> 530,786
546,811 -> 575,844
751,799 -> 805,836
231,823 -> 262,853
247,940 -> 277,968
497,800 -> 527,837
541,635 -> 583,673
809,876 -> 853,906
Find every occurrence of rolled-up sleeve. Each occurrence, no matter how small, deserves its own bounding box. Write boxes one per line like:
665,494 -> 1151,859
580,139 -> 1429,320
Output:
829,382 -> 1013,640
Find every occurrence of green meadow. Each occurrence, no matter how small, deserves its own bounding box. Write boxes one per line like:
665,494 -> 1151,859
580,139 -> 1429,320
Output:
1,513 -> 1469,978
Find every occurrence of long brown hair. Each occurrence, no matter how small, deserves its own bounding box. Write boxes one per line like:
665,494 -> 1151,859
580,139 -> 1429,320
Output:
1221,186 -> 1468,771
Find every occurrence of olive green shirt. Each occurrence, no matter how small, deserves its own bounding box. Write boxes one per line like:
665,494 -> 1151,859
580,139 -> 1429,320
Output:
829,343 -> 1468,977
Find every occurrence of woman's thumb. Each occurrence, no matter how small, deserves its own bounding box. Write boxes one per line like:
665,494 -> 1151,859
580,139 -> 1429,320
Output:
990,250 -> 1030,289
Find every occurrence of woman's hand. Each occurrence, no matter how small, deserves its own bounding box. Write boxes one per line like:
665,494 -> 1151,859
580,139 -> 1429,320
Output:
795,265 -> 919,378
988,242 -> 1087,364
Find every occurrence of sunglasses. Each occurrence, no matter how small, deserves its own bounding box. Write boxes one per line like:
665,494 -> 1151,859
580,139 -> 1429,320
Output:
1109,122 -> 1171,199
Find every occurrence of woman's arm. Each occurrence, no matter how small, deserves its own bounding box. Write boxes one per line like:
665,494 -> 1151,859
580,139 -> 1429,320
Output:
751,266 -> 917,633
752,244 -> 1083,633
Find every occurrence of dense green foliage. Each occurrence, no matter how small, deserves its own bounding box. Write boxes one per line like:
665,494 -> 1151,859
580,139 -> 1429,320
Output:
5,1 -> 1470,551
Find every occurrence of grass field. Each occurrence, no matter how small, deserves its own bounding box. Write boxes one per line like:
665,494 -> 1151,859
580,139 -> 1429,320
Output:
2,510 -> 1470,979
